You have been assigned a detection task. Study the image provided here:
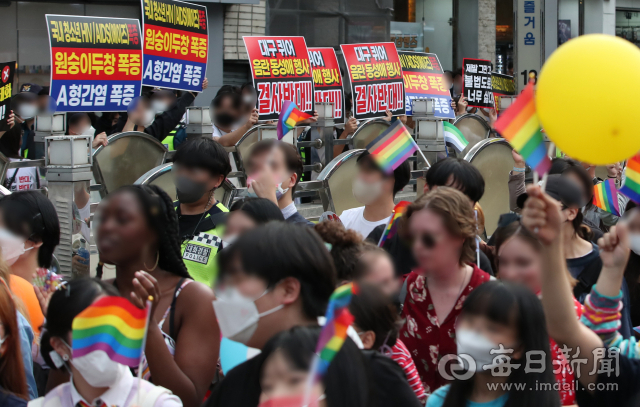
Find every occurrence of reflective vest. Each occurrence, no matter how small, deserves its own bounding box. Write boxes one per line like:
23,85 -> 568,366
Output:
161,127 -> 178,151
175,201 -> 228,287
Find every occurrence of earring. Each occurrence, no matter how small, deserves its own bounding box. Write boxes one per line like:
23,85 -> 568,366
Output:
62,353 -> 69,362
144,252 -> 159,271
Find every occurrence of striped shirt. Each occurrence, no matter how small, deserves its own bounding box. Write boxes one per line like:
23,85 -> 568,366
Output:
392,339 -> 427,403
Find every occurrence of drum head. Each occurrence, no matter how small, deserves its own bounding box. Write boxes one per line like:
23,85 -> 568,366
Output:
464,139 -> 513,236
351,120 -> 391,150
93,132 -> 167,197
317,149 -> 366,216
453,114 -> 491,157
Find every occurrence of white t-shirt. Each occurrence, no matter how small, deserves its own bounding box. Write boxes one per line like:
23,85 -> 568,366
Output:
339,206 -> 392,239
6,159 -> 38,192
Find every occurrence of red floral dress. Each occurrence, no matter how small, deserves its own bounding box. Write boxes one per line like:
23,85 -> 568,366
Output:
400,264 -> 491,395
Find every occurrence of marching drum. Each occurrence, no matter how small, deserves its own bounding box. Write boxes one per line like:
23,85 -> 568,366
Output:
350,119 -> 391,150
134,163 -> 239,208
453,114 -> 491,157
316,149 -> 366,217
464,138 -> 514,236
92,131 -> 168,198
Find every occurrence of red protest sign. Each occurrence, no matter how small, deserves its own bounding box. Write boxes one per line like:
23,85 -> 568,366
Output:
244,36 -> 315,120
340,42 -> 405,120
308,47 -> 344,123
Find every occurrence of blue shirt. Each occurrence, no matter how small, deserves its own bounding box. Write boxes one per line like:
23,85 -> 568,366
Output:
17,312 -> 37,399
426,385 -> 508,407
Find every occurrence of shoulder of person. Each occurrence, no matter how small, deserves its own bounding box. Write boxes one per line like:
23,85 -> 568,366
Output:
425,385 -> 450,407
339,206 -> 364,221
204,356 -> 262,407
176,280 -> 216,308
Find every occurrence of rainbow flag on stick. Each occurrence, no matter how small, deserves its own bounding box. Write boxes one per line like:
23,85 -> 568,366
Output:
593,179 -> 620,216
72,296 -> 148,367
494,81 -> 551,176
277,100 -> 312,140
366,121 -> 419,174
378,201 -> 411,247
620,153 -> 640,204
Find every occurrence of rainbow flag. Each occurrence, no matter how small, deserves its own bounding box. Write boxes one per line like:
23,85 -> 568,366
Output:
366,121 -> 419,174
277,100 -> 312,140
72,296 -> 148,367
378,201 -> 411,247
313,283 -> 358,380
494,81 -> 551,176
620,153 -> 640,204
593,179 -> 620,216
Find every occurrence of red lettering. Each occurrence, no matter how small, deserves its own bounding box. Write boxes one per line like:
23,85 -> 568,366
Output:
257,82 -> 271,115
354,85 -> 367,115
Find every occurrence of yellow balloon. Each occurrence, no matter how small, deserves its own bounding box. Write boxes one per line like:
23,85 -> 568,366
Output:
537,34 -> 640,165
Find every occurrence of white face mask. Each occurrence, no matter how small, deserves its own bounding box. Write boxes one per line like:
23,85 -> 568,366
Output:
56,340 -> 121,387
275,182 -> 290,201
630,233 -> 640,256
143,110 -> 156,128
152,100 -> 169,114
81,125 -> 95,137
213,286 -> 284,345
352,178 -> 382,205
18,104 -> 37,120
456,328 -> 511,372
0,229 -> 33,266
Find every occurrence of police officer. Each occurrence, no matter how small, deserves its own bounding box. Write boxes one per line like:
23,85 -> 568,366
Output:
172,137 -> 231,286
150,88 -> 188,151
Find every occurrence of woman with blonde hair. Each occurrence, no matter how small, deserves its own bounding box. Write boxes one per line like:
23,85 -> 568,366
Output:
399,187 -> 491,395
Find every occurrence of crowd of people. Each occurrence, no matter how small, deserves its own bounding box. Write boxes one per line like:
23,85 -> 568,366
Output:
0,76 -> 639,407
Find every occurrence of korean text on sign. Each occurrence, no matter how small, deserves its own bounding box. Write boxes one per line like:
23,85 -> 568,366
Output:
244,36 -> 315,120
47,15 -> 143,112
0,61 -> 15,123
308,47 -> 345,123
141,0 -> 208,92
341,42 -> 405,120
462,58 -> 494,109
398,51 -> 453,119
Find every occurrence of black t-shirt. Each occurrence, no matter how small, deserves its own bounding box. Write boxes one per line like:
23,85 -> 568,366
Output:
367,223 -> 494,277
576,353 -> 640,407
203,348 -> 422,407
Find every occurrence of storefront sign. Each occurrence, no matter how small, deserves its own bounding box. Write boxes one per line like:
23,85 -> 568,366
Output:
516,0 -> 542,91
341,42 -> 405,120
0,61 -> 14,123
462,58 -> 494,109
308,47 -> 344,123
491,72 -> 516,96
244,36 -> 314,120
398,51 -> 453,119
141,0 -> 208,92
46,15 -> 143,112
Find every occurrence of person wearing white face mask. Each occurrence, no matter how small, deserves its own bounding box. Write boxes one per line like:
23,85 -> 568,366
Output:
339,152 -> 411,238
2,113 -> 40,192
32,279 -> 182,407
426,281 -> 560,407
13,83 -> 44,160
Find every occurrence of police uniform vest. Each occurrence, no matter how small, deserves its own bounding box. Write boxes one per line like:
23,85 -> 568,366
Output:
161,124 -> 180,151
175,201 -> 228,286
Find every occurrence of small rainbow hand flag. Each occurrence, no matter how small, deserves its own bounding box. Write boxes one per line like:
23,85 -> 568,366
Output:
620,153 -> 640,204
593,179 -> 620,216
378,201 -> 411,247
366,121 -> 418,174
72,296 -> 148,367
494,81 -> 551,176
313,283 -> 358,380
277,100 -> 312,140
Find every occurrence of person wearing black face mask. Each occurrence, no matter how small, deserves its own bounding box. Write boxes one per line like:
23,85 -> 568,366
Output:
172,138 -> 232,286
210,90 -> 258,147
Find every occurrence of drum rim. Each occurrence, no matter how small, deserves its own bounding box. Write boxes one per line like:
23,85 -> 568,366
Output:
317,148 -> 366,182
463,137 -> 512,162
134,162 -> 237,192
234,124 -> 270,147
452,113 -> 492,131
351,118 -> 391,139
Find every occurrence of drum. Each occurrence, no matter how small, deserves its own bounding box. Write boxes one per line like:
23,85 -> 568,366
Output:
464,138 -> 514,236
134,163 -> 238,208
316,149 -> 366,216
453,114 -> 491,157
92,132 -> 168,198
350,119 -> 391,150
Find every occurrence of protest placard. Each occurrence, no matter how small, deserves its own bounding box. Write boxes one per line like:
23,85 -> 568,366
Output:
244,36 -> 315,121
491,72 -> 516,96
398,51 -> 453,119
341,42 -> 405,120
46,15 -> 143,112
0,61 -> 14,124
141,0 -> 208,92
462,58 -> 494,109
308,47 -> 344,123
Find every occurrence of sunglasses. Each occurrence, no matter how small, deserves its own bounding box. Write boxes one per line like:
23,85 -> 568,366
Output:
412,232 -> 439,248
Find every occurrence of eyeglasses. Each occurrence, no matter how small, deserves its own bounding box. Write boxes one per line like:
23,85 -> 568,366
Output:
411,232 -> 439,248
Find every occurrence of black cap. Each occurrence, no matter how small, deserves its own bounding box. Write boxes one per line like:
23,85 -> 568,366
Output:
19,83 -> 43,95
517,174 -> 585,209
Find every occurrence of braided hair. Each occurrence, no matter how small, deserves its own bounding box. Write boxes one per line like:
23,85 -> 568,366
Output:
96,184 -> 190,279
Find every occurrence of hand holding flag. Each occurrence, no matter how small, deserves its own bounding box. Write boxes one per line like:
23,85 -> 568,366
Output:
378,201 -> 411,247
593,179 -> 621,216
366,121 -> 420,174
277,101 -> 313,140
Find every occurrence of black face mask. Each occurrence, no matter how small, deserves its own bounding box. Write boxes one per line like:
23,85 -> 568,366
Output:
175,175 -> 209,204
215,112 -> 236,127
